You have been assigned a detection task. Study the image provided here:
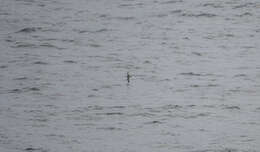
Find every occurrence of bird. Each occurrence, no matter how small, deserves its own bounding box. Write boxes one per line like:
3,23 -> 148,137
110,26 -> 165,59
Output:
127,72 -> 131,83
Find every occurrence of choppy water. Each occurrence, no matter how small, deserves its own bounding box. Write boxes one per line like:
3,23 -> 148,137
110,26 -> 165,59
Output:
0,0 -> 260,151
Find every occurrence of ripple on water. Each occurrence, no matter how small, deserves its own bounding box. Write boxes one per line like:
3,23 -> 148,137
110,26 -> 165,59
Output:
33,61 -> 48,65
222,105 -> 240,110
24,147 -> 48,152
16,27 -> 42,33
63,60 -> 77,64
181,13 -> 217,18
0,65 -> 8,69
8,87 -> 40,93
160,0 -> 183,5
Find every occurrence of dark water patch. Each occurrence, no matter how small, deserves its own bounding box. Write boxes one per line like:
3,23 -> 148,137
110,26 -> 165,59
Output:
99,14 -> 109,18
33,61 -> 48,65
16,27 -> 42,33
229,88 -> 240,93
16,0 -> 35,2
184,112 -> 211,119
154,13 -> 168,18
181,13 -> 217,18
170,10 -> 182,14
97,112 -> 124,116
222,105 -> 240,110
39,43 -> 64,50
143,60 -> 151,64
5,39 -> 15,42
63,60 -> 77,64
89,44 -> 102,48
160,0 -> 183,4
13,43 -> 37,48
233,74 -> 247,78
45,134 -> 65,138
145,108 -> 161,113
88,94 -> 98,98
95,28 -> 110,33
144,120 -> 163,124
87,105 -> 104,110
202,3 -> 223,8
24,147 -> 48,152
0,65 -> 8,69
255,107 -> 260,112
192,148 -> 238,152
78,28 -> 111,34
192,52 -> 202,56
119,3 -> 144,8
129,112 -> 156,117
8,87 -> 40,93
187,105 -> 196,108
207,84 -> 219,87
29,118 -> 48,122
97,127 -> 122,131
115,16 -> 135,21
233,3 -> 255,9
159,78 -> 171,82
0,12 -> 9,16
24,109 -> 43,113
13,77 -> 28,80
180,72 -> 202,76
8,88 -> 23,93
190,84 -> 200,88
225,34 -> 235,37
236,12 -> 253,17
74,123 -> 95,127
119,3 -> 133,7
110,106 -> 126,109
61,39 -> 74,43
161,104 -> 183,110
92,88 -> 99,91
27,87 -> 40,91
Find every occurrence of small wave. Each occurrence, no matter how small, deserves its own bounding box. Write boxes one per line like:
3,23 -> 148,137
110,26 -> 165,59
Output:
64,60 -> 77,64
12,42 -> 37,48
39,43 -> 64,50
16,27 -> 42,33
119,3 -> 144,8
33,61 -> 48,65
222,105 -> 240,110
181,13 -> 217,18
0,65 -> 8,69
184,112 -> 211,119
233,74 -> 247,78
24,147 -> 47,152
160,0 -> 183,4
8,87 -> 40,93
161,104 -> 183,110
97,127 -> 122,131
144,120 -> 163,124
76,28 -> 111,34
202,3 -> 223,8
236,12 -> 253,17
192,52 -> 202,56
233,3 -> 256,9
170,10 -> 182,14
180,72 -> 202,76
89,44 -> 102,48
96,112 -> 124,116
13,77 -> 28,80
115,16 -> 135,20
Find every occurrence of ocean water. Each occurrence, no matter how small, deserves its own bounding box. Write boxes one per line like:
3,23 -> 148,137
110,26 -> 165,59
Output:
0,0 -> 260,151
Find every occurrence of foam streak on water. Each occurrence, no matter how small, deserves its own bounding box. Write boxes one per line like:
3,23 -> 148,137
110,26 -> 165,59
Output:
0,0 -> 260,152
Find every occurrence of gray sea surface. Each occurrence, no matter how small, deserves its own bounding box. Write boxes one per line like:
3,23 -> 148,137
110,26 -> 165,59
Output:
0,0 -> 260,151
